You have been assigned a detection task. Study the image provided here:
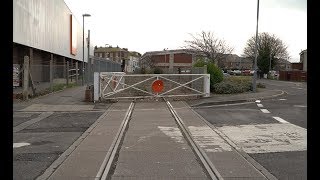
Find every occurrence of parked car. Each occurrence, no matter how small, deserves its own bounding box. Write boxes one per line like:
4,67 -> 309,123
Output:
223,72 -> 231,77
227,70 -> 234,75
233,70 -> 242,75
241,69 -> 251,76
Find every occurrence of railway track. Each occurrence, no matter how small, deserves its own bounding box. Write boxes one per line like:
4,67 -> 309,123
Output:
95,99 -> 223,180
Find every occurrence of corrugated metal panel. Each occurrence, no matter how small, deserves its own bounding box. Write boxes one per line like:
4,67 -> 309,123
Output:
13,0 -> 93,62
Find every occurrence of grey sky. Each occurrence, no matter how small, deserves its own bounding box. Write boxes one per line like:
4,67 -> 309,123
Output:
64,0 -> 306,62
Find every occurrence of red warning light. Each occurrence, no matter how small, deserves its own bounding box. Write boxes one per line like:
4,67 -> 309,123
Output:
152,80 -> 164,93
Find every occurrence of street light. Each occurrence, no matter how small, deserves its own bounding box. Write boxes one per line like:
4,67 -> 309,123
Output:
82,13 -> 91,86
252,0 -> 259,93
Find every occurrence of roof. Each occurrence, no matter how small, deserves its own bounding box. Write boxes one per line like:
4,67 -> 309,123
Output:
141,49 -> 197,58
129,51 -> 142,57
277,58 -> 291,64
299,49 -> 307,55
94,47 -> 128,53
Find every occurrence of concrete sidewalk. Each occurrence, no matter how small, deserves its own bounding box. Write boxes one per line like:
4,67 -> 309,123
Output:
13,85 -> 286,110
187,88 -> 286,107
13,86 -> 91,111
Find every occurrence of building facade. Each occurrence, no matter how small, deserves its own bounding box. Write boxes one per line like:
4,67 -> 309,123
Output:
127,51 -> 141,73
94,46 -> 130,64
300,49 -> 307,71
13,0 -> 94,84
140,49 -> 196,73
274,58 -> 292,71
219,54 -> 253,70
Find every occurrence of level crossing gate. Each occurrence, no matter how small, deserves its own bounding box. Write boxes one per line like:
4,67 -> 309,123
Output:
93,72 -> 210,102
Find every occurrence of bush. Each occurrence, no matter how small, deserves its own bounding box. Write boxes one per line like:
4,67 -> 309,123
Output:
153,67 -> 163,74
140,67 -> 147,74
213,76 -> 252,94
193,59 -> 223,91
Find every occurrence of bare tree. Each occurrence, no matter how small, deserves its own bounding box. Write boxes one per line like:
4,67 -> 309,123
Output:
243,32 -> 289,73
183,31 -> 234,64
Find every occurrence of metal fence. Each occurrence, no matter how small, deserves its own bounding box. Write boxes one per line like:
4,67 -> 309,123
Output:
86,56 -> 122,84
13,55 -> 122,100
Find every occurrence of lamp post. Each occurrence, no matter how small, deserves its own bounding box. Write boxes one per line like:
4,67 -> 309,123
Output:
252,0 -> 259,93
82,13 -> 91,86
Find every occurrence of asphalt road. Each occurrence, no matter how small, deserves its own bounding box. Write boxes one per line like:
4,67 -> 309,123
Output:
13,111 -> 104,180
193,79 -> 307,180
13,86 -> 108,180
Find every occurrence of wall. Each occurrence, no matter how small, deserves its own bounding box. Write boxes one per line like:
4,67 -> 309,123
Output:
291,63 -> 303,70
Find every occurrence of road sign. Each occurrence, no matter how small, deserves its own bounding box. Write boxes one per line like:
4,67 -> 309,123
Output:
152,80 -> 164,93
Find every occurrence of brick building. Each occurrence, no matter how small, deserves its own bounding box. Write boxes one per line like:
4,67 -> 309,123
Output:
218,54 -> 253,70
94,46 -> 130,64
140,49 -> 197,73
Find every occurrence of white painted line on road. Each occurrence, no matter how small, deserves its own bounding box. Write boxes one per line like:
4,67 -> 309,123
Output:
255,100 -> 261,103
273,116 -> 289,123
294,105 -> 307,108
260,109 -> 270,113
291,87 -> 306,90
13,142 -> 30,148
13,112 -> 54,133
193,102 -> 255,109
279,99 -> 287,101
257,104 -> 264,107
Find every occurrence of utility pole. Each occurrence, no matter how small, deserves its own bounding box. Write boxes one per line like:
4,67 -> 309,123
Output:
87,30 -> 90,84
252,0 -> 259,93
82,13 -> 91,86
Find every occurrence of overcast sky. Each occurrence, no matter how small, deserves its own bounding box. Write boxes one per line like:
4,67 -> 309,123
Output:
64,0 -> 306,62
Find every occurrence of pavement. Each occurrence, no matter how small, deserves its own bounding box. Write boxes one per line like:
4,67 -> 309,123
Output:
13,84 -> 286,179
187,87 -> 286,107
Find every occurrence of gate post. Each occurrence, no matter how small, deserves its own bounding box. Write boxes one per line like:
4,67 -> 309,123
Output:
203,74 -> 210,97
94,72 -> 100,102
23,56 -> 29,100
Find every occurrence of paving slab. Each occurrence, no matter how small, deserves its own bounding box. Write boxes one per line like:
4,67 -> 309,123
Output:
46,102 -> 131,180
47,150 -> 107,179
111,101 -> 208,179
171,101 -> 268,179
114,151 -> 208,178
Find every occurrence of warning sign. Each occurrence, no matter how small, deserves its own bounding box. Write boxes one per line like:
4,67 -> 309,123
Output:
152,80 -> 164,93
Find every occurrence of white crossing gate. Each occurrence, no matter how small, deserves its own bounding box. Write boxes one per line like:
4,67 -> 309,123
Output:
94,72 -> 210,102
